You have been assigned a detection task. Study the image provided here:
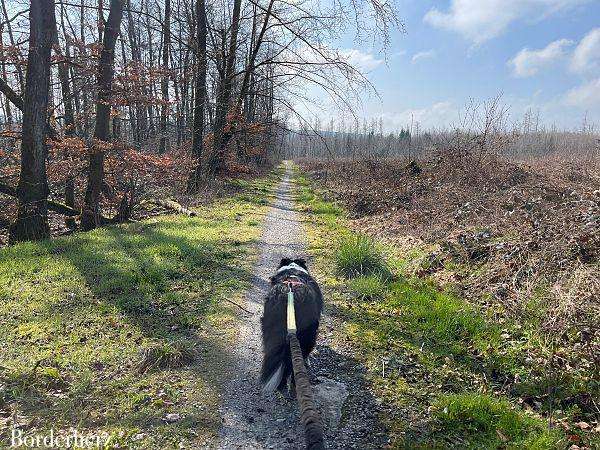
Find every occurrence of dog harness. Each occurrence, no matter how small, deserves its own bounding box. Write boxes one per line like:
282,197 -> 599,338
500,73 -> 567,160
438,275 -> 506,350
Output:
277,262 -> 309,275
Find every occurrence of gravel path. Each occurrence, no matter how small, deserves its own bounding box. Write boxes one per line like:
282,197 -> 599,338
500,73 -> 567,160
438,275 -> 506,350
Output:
217,163 -> 388,449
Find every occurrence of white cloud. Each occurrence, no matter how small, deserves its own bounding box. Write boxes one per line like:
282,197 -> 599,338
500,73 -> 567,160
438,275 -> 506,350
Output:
411,50 -> 436,63
564,77 -> 600,107
339,49 -> 383,72
570,27 -> 600,73
424,0 -> 590,44
380,101 -> 457,129
508,39 -> 573,77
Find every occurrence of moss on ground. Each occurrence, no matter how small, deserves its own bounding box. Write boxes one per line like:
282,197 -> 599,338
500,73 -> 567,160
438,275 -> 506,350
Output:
293,169 -> 587,449
0,172 -> 279,449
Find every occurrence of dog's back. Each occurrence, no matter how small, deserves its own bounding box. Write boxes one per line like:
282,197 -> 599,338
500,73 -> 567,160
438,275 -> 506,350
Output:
261,258 -> 323,394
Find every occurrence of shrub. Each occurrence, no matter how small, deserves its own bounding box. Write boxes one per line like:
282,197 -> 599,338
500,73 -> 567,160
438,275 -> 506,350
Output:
335,235 -> 392,279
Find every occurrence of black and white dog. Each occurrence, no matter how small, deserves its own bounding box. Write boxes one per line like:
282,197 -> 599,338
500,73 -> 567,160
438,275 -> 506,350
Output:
261,258 -> 323,394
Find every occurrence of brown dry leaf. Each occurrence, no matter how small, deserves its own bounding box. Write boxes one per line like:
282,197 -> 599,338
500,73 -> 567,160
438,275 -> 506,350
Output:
496,429 -> 509,442
576,421 -> 590,430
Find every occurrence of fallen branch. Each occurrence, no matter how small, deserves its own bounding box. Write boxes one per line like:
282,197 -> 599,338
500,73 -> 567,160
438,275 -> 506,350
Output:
223,297 -> 253,314
145,198 -> 197,217
0,78 -> 23,110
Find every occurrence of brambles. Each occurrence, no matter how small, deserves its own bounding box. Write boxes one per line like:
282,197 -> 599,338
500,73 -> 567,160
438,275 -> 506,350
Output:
301,156 -> 600,339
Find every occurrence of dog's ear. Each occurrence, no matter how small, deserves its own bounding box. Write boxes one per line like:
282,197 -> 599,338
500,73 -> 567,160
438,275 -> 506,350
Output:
294,258 -> 308,270
279,258 -> 293,268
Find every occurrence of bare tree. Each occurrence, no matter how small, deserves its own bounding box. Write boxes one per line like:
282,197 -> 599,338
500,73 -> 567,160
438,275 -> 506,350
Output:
81,0 -> 124,230
159,0 -> 171,153
187,0 -> 208,190
8,0 -> 56,243
209,0 -> 242,174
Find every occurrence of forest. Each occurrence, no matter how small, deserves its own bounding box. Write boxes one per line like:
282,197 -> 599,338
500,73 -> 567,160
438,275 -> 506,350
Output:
0,0 -> 395,243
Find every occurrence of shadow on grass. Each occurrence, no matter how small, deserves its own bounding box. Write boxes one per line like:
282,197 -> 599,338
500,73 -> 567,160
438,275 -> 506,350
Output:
323,287 -> 573,448
0,216 -> 257,444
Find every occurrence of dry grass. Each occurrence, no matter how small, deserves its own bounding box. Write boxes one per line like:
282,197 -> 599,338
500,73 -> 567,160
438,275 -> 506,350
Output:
300,154 -> 600,406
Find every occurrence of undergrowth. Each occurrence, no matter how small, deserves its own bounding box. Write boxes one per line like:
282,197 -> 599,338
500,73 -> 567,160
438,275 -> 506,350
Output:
294,169 -> 596,449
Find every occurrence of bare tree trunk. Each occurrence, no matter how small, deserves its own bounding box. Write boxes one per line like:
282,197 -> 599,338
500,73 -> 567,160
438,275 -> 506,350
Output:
81,0 -> 123,231
187,0 -> 207,189
56,6 -> 77,229
244,2 -> 258,124
126,0 -> 147,143
210,0 -> 242,175
146,5 -> 156,135
60,3 -> 81,133
54,14 -> 75,136
98,0 -> 105,43
174,7 -> 184,146
80,0 -> 92,137
159,0 -> 171,153
8,0 -> 56,243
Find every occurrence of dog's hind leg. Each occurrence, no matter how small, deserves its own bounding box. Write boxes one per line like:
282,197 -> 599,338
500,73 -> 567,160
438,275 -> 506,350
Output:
297,322 -> 319,358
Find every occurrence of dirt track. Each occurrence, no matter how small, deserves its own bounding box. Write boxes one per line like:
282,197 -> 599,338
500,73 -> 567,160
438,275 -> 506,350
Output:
217,163 -> 388,449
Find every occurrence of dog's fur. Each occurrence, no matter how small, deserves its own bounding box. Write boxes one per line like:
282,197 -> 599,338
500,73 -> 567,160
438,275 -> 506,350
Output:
260,258 -> 323,394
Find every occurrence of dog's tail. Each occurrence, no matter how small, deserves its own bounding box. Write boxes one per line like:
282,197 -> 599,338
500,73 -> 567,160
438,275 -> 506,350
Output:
261,343 -> 290,395
262,363 -> 283,394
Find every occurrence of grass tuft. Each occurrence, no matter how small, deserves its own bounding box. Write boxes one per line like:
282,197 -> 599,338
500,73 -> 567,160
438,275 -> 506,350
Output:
433,393 -> 564,449
310,200 -> 343,215
335,234 -> 392,279
137,340 -> 198,373
349,274 -> 388,301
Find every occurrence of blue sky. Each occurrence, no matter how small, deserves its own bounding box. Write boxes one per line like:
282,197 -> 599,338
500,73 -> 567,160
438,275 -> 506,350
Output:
318,0 -> 600,131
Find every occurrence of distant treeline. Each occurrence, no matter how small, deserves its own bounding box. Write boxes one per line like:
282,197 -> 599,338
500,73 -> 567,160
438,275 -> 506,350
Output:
284,111 -> 599,161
